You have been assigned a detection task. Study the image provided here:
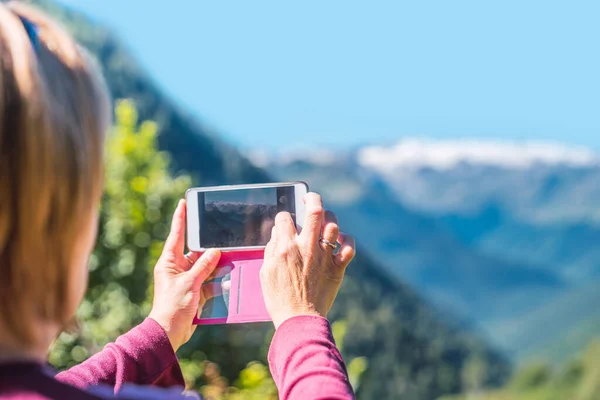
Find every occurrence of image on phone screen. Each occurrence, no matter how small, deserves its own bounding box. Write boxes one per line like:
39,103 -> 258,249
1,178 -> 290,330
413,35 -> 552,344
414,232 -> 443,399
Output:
197,187 -> 296,248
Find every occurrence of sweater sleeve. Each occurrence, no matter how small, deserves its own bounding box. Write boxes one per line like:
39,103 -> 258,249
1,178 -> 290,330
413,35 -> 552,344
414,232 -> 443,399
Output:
56,318 -> 185,394
268,315 -> 356,400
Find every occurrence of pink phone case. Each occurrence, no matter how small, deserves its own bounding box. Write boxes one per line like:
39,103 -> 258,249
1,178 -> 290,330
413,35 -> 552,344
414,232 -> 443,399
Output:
193,250 -> 270,325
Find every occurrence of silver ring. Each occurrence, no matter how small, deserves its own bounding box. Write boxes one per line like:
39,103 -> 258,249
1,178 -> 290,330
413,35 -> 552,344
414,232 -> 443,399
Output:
184,253 -> 195,265
319,237 -> 338,250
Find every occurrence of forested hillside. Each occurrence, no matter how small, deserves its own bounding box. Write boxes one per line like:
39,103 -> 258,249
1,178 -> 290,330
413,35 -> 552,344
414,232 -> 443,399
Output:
441,339 -> 600,400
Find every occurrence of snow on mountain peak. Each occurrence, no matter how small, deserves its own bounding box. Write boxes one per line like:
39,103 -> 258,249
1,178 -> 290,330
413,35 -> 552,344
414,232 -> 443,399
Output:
357,138 -> 600,173
248,148 -> 338,168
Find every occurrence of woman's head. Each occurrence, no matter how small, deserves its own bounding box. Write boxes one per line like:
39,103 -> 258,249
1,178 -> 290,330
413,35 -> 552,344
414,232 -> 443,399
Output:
0,2 -> 110,348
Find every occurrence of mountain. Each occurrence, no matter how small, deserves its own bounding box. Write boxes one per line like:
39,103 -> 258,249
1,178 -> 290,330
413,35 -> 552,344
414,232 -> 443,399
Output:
441,208 -> 600,283
485,281 -> 600,363
202,202 -> 276,247
356,138 -> 600,225
34,1 -> 511,398
256,139 -> 600,362
265,154 -> 567,322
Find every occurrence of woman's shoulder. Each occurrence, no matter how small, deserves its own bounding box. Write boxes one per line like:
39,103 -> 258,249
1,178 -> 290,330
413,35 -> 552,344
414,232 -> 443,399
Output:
0,361 -> 104,400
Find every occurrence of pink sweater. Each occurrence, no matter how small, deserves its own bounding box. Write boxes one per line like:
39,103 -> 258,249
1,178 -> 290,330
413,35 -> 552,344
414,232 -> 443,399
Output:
0,316 -> 355,399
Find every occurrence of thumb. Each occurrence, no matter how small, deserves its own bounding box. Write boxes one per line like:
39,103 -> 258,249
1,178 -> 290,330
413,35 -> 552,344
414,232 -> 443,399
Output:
163,199 -> 186,255
188,249 -> 221,289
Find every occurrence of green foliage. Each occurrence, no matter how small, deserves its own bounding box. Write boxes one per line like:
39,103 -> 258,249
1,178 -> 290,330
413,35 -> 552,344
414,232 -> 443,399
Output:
440,339 -> 600,400
509,363 -> 553,391
50,100 -> 190,368
179,359 -> 277,400
348,357 -> 369,391
49,101 -> 274,397
461,354 -> 489,393
332,320 -> 369,392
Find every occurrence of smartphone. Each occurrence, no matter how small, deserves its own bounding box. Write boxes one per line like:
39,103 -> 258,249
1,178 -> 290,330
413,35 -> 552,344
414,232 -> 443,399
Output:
186,182 -> 309,252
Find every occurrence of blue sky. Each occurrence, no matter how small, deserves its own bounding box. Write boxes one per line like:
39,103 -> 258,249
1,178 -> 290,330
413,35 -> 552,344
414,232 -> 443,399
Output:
58,0 -> 600,151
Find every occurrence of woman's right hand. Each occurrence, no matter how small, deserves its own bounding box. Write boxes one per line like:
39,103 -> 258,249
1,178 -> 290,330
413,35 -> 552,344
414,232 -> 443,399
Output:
260,193 -> 356,329
149,200 -> 221,352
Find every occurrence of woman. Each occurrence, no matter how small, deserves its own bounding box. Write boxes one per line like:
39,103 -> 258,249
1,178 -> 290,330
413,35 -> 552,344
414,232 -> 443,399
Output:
0,3 -> 356,400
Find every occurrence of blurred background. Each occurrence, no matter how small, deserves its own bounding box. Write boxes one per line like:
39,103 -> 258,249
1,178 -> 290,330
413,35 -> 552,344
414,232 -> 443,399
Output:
34,0 -> 600,398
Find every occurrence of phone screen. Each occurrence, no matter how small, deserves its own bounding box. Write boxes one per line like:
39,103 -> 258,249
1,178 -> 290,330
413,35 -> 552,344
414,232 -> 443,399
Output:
196,186 -> 297,248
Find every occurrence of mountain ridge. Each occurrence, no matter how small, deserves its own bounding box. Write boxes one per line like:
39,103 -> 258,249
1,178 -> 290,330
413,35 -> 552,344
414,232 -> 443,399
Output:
358,138 -> 600,171
264,144 -> 600,364
250,138 -> 600,170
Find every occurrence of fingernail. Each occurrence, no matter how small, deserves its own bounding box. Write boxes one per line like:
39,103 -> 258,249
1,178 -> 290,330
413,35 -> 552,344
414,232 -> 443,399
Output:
204,249 -> 220,261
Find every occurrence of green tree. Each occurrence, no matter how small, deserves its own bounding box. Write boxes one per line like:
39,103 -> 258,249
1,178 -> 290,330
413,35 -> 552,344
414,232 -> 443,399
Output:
332,320 -> 369,392
49,99 -> 190,368
439,339 -> 600,400
49,100 -> 279,398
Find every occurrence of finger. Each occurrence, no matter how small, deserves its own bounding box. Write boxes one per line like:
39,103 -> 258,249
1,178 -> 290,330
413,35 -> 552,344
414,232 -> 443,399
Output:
275,212 -> 296,241
183,252 -> 201,270
164,199 -> 186,255
300,192 -> 325,243
222,279 -> 231,308
321,210 -> 340,245
334,232 -> 356,269
206,265 -> 233,281
266,225 -> 277,249
200,282 -> 224,302
188,249 -> 221,289
324,209 -> 339,225
198,282 -> 226,319
221,280 -> 231,293
264,224 -> 278,259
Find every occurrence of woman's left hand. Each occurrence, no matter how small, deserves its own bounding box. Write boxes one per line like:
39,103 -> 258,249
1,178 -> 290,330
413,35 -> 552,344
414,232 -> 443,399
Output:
149,199 -> 221,352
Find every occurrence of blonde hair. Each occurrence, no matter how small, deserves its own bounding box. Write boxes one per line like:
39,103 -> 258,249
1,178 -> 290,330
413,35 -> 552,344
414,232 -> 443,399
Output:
0,2 -> 110,346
